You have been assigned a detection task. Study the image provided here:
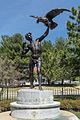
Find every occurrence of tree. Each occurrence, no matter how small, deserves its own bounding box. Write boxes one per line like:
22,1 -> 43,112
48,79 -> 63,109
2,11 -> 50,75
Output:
41,40 -> 55,84
41,38 -> 72,85
66,6 -> 80,81
0,33 -> 29,82
0,33 -> 23,60
0,57 -> 21,86
53,38 -> 72,84
67,6 -> 80,38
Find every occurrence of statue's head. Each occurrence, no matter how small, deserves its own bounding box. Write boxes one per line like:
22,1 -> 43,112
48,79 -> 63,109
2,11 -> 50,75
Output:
25,32 -> 32,42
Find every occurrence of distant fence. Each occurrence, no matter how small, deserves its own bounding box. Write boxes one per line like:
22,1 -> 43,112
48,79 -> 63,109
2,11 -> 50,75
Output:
46,87 -> 80,96
0,86 -> 80,101
0,86 -> 19,101
53,88 -> 80,96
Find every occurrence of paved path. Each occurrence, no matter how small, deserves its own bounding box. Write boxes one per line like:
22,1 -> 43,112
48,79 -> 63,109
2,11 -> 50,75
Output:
0,111 -> 15,120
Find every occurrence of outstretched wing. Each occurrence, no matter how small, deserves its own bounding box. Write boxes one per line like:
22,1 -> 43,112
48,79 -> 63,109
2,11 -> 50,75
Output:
30,15 -> 38,19
45,8 -> 71,21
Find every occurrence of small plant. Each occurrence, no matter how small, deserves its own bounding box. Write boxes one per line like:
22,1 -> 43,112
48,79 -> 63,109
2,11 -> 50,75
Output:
0,99 -> 14,112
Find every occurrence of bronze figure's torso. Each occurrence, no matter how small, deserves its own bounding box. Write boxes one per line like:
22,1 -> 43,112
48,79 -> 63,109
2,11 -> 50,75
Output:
30,41 -> 41,59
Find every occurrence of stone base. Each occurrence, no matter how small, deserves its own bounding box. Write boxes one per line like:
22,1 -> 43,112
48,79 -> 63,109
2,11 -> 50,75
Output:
11,101 -> 60,120
0,111 -> 79,120
10,89 -> 60,120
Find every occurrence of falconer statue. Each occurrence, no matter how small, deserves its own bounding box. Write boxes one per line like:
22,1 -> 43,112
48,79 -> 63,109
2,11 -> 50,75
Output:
22,27 -> 49,90
22,8 -> 70,90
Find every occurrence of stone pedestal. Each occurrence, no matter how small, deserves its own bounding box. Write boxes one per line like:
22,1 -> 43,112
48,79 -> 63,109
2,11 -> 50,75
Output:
10,89 -> 60,120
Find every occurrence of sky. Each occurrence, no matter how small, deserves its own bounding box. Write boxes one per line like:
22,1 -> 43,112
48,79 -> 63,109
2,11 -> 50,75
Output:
0,0 -> 79,43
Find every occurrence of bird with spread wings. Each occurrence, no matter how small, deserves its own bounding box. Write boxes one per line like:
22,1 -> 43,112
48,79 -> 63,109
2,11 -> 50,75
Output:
30,8 -> 71,30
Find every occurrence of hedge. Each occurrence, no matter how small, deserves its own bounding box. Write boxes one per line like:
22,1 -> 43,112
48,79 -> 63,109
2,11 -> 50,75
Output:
0,99 -> 80,112
60,99 -> 80,111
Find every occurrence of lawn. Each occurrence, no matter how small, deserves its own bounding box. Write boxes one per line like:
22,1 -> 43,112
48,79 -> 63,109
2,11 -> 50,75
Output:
71,111 -> 80,119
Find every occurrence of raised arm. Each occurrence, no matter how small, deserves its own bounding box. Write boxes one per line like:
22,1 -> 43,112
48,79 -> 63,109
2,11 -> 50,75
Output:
36,27 -> 49,42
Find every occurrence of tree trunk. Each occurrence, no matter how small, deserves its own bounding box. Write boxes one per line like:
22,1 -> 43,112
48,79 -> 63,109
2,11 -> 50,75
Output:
70,79 -> 71,84
61,79 -> 64,98
48,79 -> 50,85
62,79 -> 64,85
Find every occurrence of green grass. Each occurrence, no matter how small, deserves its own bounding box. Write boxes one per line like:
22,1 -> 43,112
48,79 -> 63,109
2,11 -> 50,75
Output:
71,111 -> 80,119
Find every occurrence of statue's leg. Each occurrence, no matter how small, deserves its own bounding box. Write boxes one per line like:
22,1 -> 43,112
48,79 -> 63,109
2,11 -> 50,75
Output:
37,58 -> 42,90
29,59 -> 34,89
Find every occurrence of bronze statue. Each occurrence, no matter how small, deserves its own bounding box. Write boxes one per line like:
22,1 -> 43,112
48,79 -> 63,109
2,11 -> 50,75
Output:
30,8 -> 71,30
22,27 -> 49,90
22,8 -> 70,90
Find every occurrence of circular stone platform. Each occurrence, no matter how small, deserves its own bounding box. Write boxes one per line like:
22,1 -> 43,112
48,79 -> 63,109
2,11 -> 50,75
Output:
10,89 -> 80,120
10,89 -> 60,119
0,111 -> 79,120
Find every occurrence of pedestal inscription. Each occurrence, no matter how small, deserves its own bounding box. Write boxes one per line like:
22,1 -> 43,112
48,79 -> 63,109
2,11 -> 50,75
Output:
17,89 -> 53,105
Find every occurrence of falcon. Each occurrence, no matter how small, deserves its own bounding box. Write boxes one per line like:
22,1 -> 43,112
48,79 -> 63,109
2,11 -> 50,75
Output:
30,8 -> 71,30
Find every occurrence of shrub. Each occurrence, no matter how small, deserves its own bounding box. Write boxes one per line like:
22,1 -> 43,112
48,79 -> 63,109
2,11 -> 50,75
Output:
0,99 -> 14,112
60,99 -> 80,111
